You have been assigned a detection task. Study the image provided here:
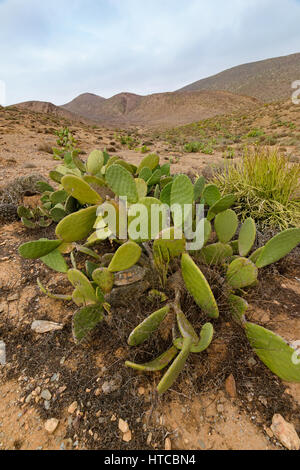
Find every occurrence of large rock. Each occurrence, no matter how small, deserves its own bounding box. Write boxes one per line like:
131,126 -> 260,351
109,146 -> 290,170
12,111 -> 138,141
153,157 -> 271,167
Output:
271,414 -> 300,450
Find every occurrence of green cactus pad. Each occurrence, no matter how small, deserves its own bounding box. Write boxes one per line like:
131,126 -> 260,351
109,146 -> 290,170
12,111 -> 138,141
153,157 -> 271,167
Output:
138,154 -> 159,174
153,228 -> 186,262
36,181 -> 55,193
226,257 -> 258,289
157,337 -> 192,395
207,195 -> 236,221
170,174 -> 194,210
41,249 -> 68,273
37,278 -> 72,301
72,288 -> 85,307
201,242 -> 233,265
181,253 -> 219,319
214,209 -> 238,243
72,305 -> 104,343
203,184 -> 221,207
125,346 -> 178,372
21,217 -> 36,229
72,154 -> 86,173
147,169 -> 162,187
92,268 -> 115,294
139,167 -> 152,182
56,206 -> 98,242
229,240 -> 239,255
128,305 -> 170,346
135,178 -> 148,199
50,190 -> 68,205
49,170 -> 64,184
160,182 -> 173,206
238,218 -> 256,257
174,323 -> 214,353
86,150 -> 104,175
245,323 -> 300,383
108,241 -> 142,273
194,176 -> 206,201
255,228 -> 300,268
50,204 -> 67,222
106,164 -> 138,203
85,261 -> 99,279
68,269 -> 98,304
170,174 -> 194,228
128,197 -> 165,242
249,247 -> 264,264
17,206 -> 33,220
228,295 -> 248,324
176,311 -> 199,344
160,163 -> 170,176
19,239 -> 62,259
62,175 -> 102,205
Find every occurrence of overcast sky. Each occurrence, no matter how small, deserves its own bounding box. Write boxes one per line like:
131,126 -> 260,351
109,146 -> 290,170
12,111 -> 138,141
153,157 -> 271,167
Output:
0,0 -> 300,105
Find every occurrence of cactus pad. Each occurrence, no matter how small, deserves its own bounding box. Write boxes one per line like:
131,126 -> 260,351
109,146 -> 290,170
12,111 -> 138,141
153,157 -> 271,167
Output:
157,337 -> 192,395
201,242 -> 233,265
203,184 -> 221,207
255,228 -> 300,268
106,164 -> 138,203
41,249 -> 68,273
174,323 -> 214,353
56,206 -> 98,242
207,194 -> 236,221
125,346 -> 178,372
72,305 -> 104,343
92,268 -> 115,294
228,294 -> 248,324
62,175 -> 102,205
245,323 -> 300,383
68,269 -> 98,304
238,218 -> 256,257
108,241 -> 142,273
214,209 -> 238,243
137,154 -> 159,174
181,253 -> 219,319
19,239 -> 62,259
128,305 -> 170,346
86,150 -> 104,175
226,257 -> 258,289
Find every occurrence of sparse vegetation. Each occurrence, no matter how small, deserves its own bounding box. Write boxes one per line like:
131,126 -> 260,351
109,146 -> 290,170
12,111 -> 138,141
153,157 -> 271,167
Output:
213,147 -> 300,229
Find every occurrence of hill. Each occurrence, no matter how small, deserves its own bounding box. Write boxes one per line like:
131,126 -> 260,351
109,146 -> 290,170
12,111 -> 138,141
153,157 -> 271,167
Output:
60,90 -> 259,127
14,100 -> 90,124
178,52 -> 300,102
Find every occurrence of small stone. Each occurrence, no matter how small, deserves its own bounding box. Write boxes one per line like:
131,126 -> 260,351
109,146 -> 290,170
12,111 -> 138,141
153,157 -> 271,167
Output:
25,393 -> 32,404
271,414 -> 300,450
68,401 -> 78,414
44,401 -> 50,410
165,438 -> 172,450
225,374 -> 237,398
41,389 -> 52,401
138,387 -> 145,395
118,418 -> 129,434
147,433 -> 152,446
217,404 -> 224,413
111,414 -> 117,422
44,418 -> 59,434
94,388 -> 101,396
0,341 -> 6,366
265,427 -> 274,439
123,431 -> 132,443
31,321 -> 63,334
7,294 -> 18,302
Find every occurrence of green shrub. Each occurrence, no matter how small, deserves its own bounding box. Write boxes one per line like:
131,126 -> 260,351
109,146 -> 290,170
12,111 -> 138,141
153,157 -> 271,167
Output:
212,147 -> 300,229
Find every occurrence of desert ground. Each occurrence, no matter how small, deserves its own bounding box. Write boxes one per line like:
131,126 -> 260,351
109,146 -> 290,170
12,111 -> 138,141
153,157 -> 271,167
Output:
0,101 -> 299,451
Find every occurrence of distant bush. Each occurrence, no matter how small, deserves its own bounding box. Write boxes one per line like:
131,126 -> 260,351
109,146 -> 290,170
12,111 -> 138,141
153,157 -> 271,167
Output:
184,141 -> 214,154
212,147 -> 300,230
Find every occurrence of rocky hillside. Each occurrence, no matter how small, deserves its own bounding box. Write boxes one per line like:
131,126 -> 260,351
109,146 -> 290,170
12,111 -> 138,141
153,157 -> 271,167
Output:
178,52 -> 300,102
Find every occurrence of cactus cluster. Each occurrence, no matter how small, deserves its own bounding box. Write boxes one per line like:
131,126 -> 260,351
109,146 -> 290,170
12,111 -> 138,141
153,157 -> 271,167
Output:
18,149 -> 300,394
